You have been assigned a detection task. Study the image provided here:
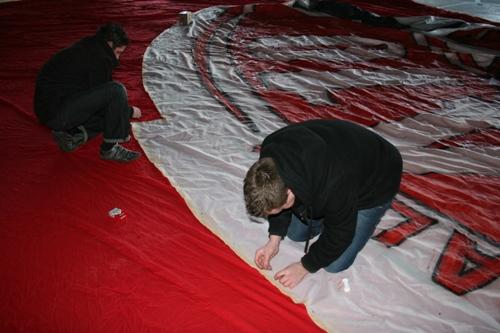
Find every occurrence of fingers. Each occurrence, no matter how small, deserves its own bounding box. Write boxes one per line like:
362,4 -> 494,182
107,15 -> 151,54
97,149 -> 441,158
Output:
254,252 -> 267,270
254,251 -> 272,270
260,256 -> 272,270
274,267 -> 302,289
274,270 -> 293,288
254,254 -> 264,269
274,270 -> 285,281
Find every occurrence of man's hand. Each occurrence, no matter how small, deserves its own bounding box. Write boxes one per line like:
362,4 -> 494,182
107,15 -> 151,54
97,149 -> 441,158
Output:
254,235 -> 281,270
132,106 -> 142,119
274,262 -> 309,289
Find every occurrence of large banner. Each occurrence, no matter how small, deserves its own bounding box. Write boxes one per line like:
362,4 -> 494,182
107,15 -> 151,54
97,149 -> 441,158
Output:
135,2 -> 499,332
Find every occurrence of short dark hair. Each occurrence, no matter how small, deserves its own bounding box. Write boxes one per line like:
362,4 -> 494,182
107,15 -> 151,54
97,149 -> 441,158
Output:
243,157 -> 288,217
97,22 -> 129,48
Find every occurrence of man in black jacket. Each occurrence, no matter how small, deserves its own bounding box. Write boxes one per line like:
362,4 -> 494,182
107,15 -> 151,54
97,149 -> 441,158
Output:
244,120 -> 402,288
34,23 -> 141,162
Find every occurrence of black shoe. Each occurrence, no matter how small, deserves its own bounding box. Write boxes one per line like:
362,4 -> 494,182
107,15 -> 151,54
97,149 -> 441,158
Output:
52,127 -> 87,152
100,144 -> 141,162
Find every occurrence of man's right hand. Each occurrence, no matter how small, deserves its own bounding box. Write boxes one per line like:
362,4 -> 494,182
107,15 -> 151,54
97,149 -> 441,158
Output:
254,235 -> 281,270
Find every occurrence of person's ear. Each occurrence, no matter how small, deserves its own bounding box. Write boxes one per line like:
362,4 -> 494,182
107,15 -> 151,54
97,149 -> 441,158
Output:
285,189 -> 295,208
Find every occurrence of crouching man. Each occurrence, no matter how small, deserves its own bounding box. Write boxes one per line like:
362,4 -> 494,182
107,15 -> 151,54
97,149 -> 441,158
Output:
34,22 -> 141,162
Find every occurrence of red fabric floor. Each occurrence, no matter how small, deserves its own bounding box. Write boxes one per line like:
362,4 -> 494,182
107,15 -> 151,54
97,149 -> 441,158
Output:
0,0 -> 323,332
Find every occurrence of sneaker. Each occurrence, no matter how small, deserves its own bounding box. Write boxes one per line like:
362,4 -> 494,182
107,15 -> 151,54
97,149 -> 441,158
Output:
100,144 -> 141,162
52,128 -> 87,152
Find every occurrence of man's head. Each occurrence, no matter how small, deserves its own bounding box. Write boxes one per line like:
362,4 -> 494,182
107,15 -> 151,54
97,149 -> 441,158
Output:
97,22 -> 129,59
244,157 -> 295,217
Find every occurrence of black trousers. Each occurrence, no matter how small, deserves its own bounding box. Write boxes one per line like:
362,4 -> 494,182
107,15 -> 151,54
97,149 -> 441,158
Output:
46,81 -> 132,143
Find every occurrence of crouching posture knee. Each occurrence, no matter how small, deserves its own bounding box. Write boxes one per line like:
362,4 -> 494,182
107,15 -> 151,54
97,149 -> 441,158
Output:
107,81 -> 128,102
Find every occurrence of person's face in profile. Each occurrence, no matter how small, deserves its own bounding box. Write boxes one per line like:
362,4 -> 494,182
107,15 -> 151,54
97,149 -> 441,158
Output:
112,45 -> 126,60
107,41 -> 126,60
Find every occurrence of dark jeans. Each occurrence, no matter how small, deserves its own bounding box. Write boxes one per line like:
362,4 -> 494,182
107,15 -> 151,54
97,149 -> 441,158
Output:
287,199 -> 393,273
46,81 -> 131,143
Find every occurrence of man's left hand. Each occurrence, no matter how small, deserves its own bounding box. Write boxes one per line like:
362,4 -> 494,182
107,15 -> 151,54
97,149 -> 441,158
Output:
274,262 -> 309,289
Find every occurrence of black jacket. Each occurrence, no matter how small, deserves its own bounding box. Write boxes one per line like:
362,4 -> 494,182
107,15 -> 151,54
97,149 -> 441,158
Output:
260,120 -> 402,273
34,34 -> 118,124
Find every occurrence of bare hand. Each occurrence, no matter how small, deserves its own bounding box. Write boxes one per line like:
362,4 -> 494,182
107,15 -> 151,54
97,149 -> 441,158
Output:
132,106 -> 142,119
254,235 -> 281,270
274,262 -> 309,289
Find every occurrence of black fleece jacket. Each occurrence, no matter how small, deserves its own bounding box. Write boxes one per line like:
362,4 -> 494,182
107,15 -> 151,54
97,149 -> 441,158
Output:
34,34 -> 119,124
260,120 -> 402,273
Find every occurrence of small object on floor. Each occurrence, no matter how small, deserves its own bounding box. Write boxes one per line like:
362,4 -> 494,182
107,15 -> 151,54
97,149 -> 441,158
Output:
108,207 -> 127,221
100,144 -> 141,162
179,11 -> 192,25
342,278 -> 351,293
52,129 -> 87,152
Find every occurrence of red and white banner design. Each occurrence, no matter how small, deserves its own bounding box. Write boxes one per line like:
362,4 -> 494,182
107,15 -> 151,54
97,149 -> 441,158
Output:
135,3 -> 499,332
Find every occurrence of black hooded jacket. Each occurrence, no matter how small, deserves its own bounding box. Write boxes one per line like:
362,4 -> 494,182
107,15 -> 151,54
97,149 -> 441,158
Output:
260,120 -> 402,273
34,34 -> 119,124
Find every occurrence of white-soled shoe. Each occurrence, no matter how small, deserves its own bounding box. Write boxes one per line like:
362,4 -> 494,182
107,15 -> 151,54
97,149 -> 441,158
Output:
100,144 -> 141,163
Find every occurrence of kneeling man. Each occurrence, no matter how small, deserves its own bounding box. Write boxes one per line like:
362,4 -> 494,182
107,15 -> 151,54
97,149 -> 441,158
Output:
244,120 -> 402,288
